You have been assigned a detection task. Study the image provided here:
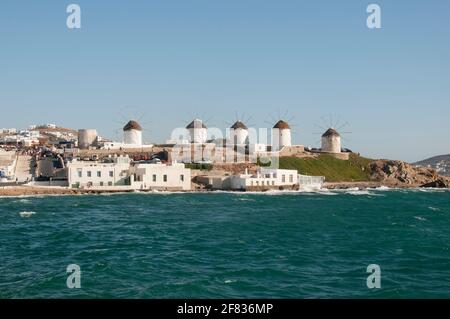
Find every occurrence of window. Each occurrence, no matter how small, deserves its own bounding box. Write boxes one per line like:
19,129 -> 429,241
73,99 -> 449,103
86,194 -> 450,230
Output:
289,175 -> 293,183
97,171 -> 101,178
77,169 -> 82,178
109,171 -> 113,177
87,171 -> 92,178
152,174 -> 156,182
163,175 -> 167,182
272,181 -> 275,186
100,182 -> 104,186
180,174 -> 184,182
282,175 -> 286,183
108,181 -> 113,186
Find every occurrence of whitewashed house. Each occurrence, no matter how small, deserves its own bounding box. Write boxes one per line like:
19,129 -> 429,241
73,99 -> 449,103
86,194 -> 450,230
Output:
130,162 -> 191,191
67,155 -> 132,188
67,156 -> 191,191
230,168 -> 299,190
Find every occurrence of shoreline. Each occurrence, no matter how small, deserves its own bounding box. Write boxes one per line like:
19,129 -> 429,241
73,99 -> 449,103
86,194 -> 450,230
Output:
1,182 -> 448,197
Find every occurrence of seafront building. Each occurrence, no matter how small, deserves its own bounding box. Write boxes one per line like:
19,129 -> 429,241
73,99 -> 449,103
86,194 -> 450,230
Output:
0,149 -> 17,182
231,168 -> 299,190
67,155 -> 132,188
196,167 -> 324,191
67,155 -> 191,191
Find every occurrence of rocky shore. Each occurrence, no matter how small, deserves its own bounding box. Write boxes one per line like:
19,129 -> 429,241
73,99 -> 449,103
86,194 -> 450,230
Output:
369,160 -> 450,188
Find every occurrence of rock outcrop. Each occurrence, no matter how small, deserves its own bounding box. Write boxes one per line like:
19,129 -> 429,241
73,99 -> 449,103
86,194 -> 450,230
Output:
369,160 -> 449,188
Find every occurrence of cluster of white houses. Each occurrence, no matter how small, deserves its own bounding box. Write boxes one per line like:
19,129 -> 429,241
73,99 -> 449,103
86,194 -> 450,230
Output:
65,118 -> 339,191
67,155 -> 192,191
67,155 -> 324,192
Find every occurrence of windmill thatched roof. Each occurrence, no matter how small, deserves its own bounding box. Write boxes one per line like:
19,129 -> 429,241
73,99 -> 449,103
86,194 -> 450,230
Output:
123,120 -> 142,131
273,120 -> 290,130
322,128 -> 340,137
231,121 -> 248,130
186,119 -> 207,129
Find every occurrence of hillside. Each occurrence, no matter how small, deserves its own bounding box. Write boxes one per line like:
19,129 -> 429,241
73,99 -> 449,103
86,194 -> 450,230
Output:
278,154 -> 372,182
414,154 -> 450,176
263,154 -> 449,187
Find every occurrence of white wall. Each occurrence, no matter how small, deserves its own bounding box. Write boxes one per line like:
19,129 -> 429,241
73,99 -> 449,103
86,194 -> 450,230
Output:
231,168 -> 298,190
130,163 -> 191,190
67,160 -> 131,188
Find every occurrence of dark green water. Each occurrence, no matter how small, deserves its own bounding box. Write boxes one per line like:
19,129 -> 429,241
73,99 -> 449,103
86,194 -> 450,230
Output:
0,189 -> 449,298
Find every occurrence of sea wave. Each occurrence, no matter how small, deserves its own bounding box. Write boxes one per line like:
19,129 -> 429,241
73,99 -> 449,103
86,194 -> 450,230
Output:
19,211 -> 36,218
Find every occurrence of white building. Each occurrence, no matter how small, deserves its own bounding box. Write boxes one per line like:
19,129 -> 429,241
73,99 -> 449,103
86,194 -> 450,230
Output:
123,120 -> 143,146
1,128 -> 17,134
272,120 -> 292,150
130,162 -> 191,191
187,119 -> 208,144
0,150 -> 17,182
67,155 -> 132,188
230,168 -> 299,190
321,128 -> 341,153
67,156 -> 191,191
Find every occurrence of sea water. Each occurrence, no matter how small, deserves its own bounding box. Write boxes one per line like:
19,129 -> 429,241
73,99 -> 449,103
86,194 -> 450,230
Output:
0,189 -> 449,298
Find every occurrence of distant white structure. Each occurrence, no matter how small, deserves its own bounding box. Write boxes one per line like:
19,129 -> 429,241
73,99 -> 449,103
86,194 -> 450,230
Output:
67,155 -> 131,188
67,156 -> 191,191
230,168 -> 299,190
1,128 -> 17,134
123,120 -> 143,146
0,150 -> 17,181
100,120 -> 153,150
78,129 -> 98,149
130,162 -> 191,191
272,120 -> 292,150
229,121 -> 248,145
321,128 -> 341,153
187,119 -> 207,144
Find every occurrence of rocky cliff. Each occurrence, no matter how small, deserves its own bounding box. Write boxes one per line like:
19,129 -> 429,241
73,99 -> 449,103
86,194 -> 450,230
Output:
370,160 -> 449,188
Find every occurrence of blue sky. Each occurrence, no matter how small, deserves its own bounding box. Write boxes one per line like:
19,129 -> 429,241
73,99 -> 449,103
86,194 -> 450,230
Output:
1,0 -> 449,162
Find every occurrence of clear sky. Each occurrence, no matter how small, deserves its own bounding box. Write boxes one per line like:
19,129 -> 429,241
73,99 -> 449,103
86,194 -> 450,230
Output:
1,0 -> 449,162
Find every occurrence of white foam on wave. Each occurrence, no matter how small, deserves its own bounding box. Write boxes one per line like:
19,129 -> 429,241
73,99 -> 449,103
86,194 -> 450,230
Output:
375,186 -> 391,191
19,211 -> 36,218
414,216 -> 427,221
418,188 -> 447,193
346,190 -> 372,196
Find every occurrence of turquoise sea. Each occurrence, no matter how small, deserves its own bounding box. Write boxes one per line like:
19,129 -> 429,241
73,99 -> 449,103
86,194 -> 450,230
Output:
0,189 -> 449,299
